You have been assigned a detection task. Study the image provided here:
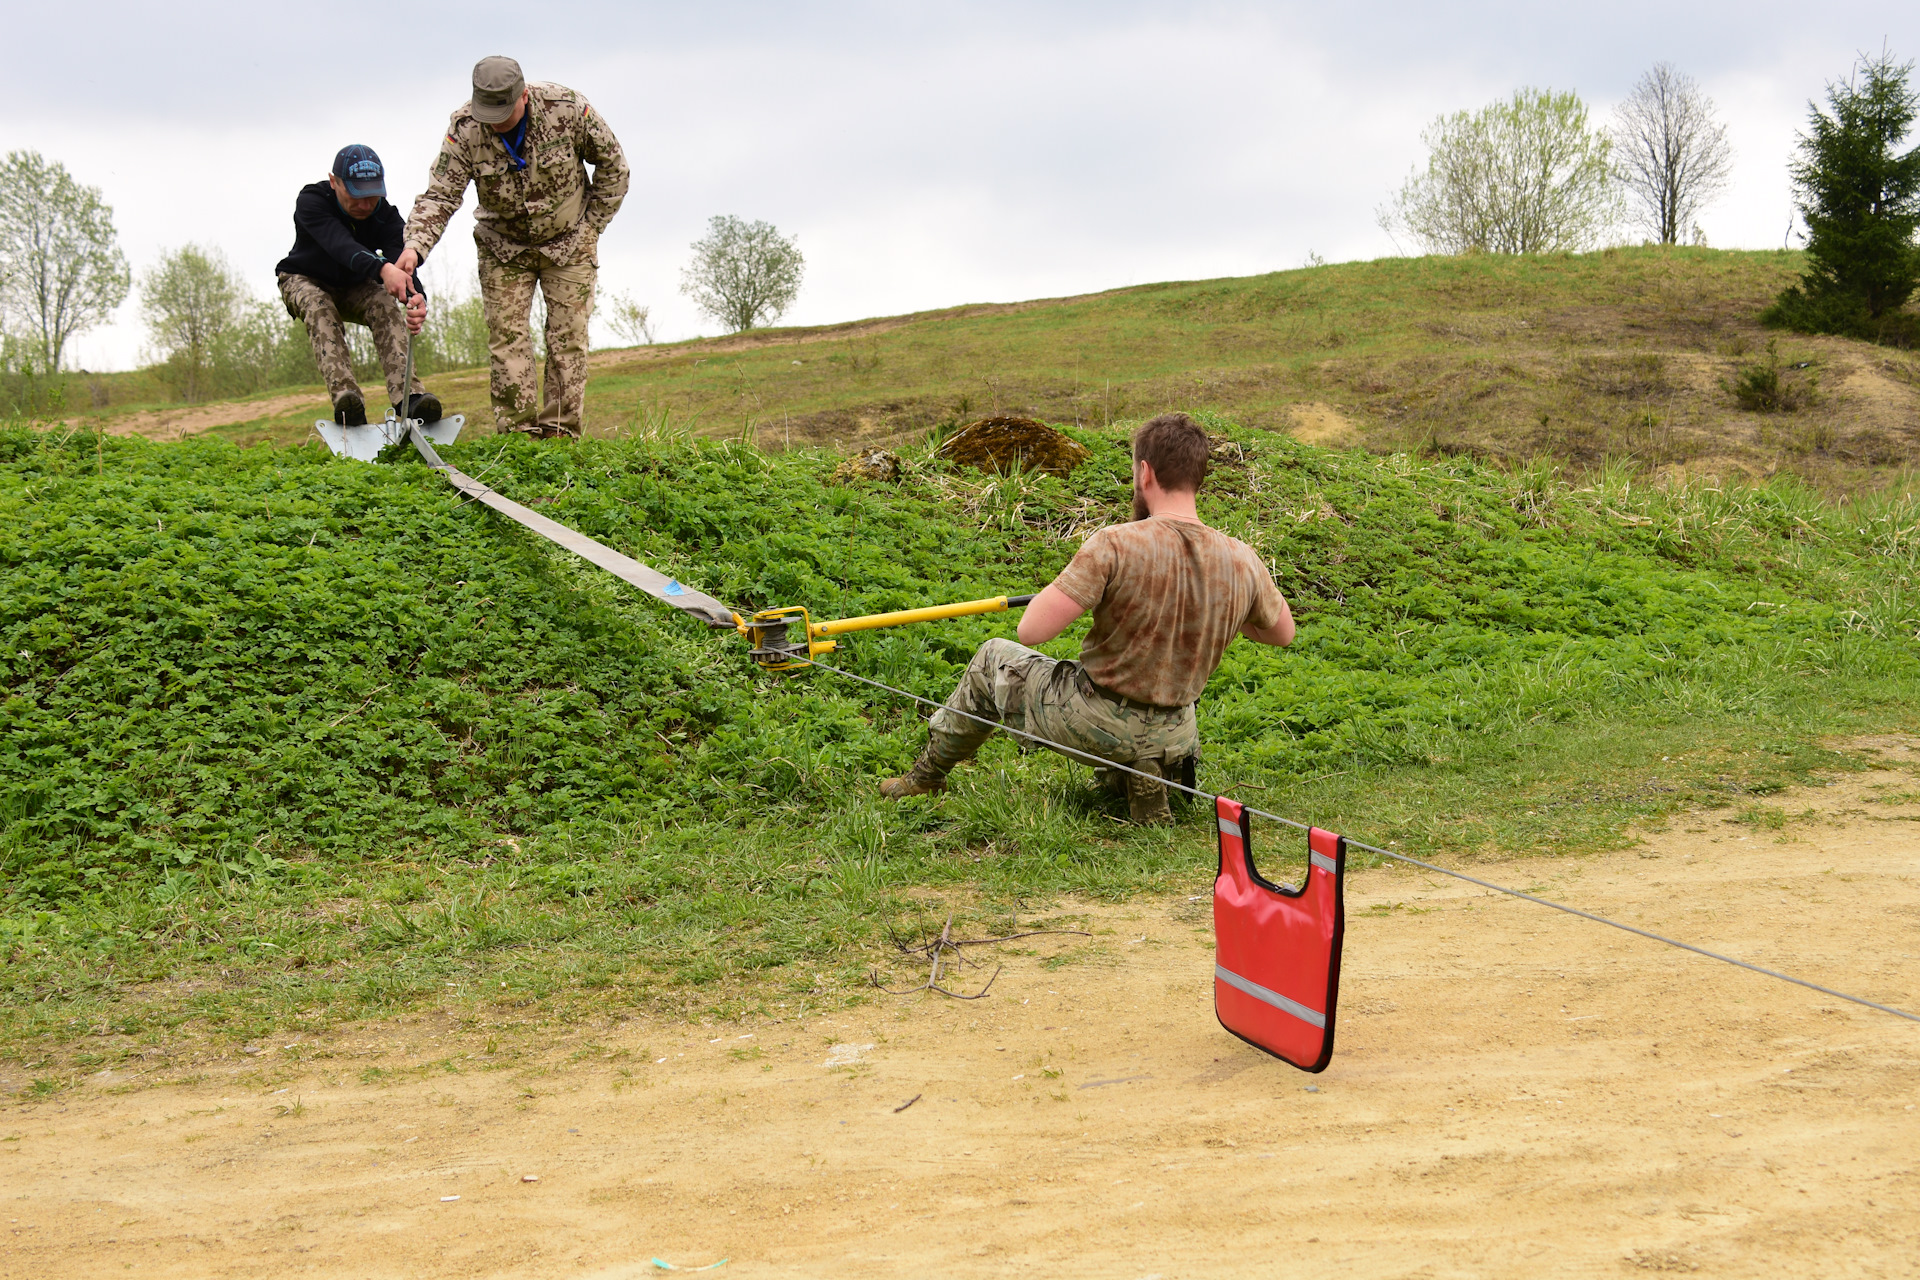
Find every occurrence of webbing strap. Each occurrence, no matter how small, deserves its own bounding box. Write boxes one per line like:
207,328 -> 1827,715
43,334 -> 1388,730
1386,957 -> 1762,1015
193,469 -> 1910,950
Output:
408,430 -> 738,629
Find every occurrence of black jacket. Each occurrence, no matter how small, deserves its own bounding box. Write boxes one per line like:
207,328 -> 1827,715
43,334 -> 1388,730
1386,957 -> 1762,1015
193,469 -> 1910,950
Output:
273,181 -> 424,296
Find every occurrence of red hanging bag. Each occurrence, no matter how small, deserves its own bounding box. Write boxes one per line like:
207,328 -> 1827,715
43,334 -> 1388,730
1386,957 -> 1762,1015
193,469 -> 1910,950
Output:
1212,797 -> 1346,1072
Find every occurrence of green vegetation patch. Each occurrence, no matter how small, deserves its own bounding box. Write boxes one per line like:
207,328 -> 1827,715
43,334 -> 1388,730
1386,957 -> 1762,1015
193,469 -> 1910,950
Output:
4,420 -> 1918,1054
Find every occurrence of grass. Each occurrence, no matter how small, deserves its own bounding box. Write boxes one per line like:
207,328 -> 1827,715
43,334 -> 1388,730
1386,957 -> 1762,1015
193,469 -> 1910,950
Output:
10,244 -> 1920,1075
6,403 -> 1920,1077
56,246 -> 1920,486
571,245 -> 1821,450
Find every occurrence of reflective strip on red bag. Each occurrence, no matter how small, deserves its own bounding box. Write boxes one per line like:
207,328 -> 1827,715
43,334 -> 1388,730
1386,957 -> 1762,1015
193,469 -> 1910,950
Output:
1212,797 -> 1346,1073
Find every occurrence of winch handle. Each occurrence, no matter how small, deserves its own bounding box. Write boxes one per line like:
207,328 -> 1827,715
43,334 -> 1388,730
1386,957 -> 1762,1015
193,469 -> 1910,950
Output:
809,593 -> 1035,639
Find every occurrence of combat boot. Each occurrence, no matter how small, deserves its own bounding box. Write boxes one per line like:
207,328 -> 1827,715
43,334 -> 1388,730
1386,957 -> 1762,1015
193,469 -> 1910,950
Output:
1126,759 -> 1174,826
879,753 -> 948,799
395,392 -> 443,424
333,391 -> 367,427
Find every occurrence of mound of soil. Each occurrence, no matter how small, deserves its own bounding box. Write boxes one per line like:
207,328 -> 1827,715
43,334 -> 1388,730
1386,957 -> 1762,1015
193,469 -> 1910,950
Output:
936,416 -> 1091,477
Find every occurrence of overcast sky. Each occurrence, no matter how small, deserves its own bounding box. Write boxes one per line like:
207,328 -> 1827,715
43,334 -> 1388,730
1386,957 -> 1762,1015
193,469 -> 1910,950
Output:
11,1 -> 1916,370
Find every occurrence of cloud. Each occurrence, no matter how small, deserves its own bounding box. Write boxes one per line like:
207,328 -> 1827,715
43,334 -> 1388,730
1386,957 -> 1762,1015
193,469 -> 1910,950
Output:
16,1 -> 1916,370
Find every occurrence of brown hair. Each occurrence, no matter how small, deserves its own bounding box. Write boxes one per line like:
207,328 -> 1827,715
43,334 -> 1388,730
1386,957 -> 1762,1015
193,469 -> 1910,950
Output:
1131,413 -> 1209,492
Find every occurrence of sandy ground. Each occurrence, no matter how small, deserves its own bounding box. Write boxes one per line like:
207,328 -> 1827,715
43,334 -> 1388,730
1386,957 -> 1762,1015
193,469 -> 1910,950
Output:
4,769 -> 1918,1279
1286,401 -> 1364,447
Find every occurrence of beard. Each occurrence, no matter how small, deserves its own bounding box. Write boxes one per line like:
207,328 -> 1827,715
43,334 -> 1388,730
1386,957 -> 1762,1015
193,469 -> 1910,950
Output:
1132,485 -> 1149,521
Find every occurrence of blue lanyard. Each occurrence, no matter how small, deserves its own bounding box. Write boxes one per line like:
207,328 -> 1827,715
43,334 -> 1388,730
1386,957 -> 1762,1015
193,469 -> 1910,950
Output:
498,113 -> 530,170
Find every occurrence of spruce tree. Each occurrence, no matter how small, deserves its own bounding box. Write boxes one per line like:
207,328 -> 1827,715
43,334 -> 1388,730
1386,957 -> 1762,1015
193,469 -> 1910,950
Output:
1767,51 -> 1920,340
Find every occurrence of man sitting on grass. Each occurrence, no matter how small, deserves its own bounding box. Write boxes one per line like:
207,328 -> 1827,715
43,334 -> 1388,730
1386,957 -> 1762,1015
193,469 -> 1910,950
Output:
274,144 -> 440,428
880,412 -> 1295,824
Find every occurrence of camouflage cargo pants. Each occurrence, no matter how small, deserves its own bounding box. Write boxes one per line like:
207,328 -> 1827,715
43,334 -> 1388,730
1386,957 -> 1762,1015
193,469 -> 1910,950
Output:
476,243 -> 596,437
925,638 -> 1199,822
276,273 -> 422,408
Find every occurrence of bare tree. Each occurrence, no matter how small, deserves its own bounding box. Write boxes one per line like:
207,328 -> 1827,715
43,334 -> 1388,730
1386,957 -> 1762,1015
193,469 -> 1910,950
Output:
0,151 -> 131,371
680,216 -> 804,332
1380,88 -> 1620,255
1611,63 -> 1734,244
140,245 -> 244,402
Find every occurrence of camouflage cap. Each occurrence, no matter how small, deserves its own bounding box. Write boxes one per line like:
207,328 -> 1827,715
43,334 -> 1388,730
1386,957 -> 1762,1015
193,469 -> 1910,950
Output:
470,56 -> 526,125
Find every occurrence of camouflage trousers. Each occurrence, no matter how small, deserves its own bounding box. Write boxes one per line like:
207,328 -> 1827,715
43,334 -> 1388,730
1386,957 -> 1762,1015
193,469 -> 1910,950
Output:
276,273 -> 422,408
477,243 -> 596,437
925,638 -> 1199,819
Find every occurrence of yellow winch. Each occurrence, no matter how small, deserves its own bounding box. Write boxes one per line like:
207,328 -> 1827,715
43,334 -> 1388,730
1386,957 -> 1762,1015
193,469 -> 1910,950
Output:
738,594 -> 1035,671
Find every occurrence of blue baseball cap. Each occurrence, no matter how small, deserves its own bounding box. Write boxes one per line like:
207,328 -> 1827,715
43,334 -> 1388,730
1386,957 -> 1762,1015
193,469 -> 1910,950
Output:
331,144 -> 386,199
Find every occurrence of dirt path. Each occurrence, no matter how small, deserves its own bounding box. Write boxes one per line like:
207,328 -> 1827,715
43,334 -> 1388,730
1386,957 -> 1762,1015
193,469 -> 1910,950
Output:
73,393 -> 323,441
5,769 -> 1918,1279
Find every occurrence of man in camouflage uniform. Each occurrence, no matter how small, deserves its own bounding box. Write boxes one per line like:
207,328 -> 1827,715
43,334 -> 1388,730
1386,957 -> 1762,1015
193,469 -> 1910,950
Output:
398,56 -> 629,438
880,414 -> 1296,824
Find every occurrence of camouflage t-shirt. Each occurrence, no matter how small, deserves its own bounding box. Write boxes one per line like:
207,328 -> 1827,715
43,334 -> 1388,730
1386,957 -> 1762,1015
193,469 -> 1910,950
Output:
1050,516 -> 1284,708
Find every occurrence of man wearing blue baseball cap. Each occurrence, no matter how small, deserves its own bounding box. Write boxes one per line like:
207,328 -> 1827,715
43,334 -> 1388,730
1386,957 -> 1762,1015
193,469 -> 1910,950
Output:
275,144 -> 440,427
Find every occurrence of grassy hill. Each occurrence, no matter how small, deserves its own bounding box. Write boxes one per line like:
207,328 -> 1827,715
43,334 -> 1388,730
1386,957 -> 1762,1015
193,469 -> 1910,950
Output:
5,403 -> 1920,1062
9,248 -> 1920,1066
51,246 -> 1920,490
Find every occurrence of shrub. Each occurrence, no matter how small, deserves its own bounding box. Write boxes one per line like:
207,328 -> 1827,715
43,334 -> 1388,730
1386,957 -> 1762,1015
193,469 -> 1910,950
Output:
681,215 -> 805,332
1380,88 -> 1621,254
1728,339 -> 1817,412
140,244 -> 245,402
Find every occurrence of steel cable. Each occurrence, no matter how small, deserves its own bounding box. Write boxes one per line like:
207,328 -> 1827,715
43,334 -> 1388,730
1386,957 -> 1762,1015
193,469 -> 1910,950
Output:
794,653 -> 1920,1026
